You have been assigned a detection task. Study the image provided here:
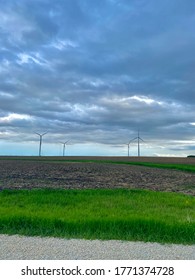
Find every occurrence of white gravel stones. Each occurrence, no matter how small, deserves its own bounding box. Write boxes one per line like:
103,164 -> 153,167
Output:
0,234 -> 194,260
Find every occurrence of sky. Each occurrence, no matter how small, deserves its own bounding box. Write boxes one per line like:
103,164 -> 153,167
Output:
0,0 -> 195,157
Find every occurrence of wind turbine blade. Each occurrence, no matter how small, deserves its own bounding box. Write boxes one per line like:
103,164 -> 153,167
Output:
42,131 -> 48,136
34,132 -> 41,136
139,137 -> 144,142
130,137 -> 137,142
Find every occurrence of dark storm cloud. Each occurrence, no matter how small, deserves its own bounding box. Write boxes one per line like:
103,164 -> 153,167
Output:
0,0 -> 195,154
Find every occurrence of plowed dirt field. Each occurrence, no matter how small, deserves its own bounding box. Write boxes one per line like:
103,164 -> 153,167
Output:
0,157 -> 195,195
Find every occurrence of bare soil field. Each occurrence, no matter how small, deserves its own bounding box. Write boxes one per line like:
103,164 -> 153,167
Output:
0,157 -> 195,195
2,155 -> 195,164
54,155 -> 195,165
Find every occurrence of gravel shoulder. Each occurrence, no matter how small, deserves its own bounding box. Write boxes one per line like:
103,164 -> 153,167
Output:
0,234 -> 195,260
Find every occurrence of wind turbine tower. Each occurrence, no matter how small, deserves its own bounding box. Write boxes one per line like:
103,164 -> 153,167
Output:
131,130 -> 144,157
127,142 -> 130,157
126,139 -> 134,156
60,140 -> 69,156
35,132 -> 48,156
137,130 -> 144,156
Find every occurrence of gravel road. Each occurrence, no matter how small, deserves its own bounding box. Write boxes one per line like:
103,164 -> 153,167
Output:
0,234 -> 194,260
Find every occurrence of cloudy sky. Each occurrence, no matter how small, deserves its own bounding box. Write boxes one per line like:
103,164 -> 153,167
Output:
0,0 -> 195,156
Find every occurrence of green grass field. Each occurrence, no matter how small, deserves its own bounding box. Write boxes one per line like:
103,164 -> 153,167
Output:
117,161 -> 195,172
0,188 -> 194,244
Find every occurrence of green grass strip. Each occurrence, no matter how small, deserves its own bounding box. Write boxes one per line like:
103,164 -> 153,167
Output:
120,161 -> 195,173
60,159 -> 195,173
42,158 -> 195,173
0,188 -> 194,244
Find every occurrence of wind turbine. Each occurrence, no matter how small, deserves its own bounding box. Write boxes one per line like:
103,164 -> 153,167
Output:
60,140 -> 69,156
35,132 -> 48,156
131,130 -> 144,157
126,138 -> 136,157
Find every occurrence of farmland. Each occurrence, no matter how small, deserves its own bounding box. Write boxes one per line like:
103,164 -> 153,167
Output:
0,156 -> 195,195
0,156 -> 195,244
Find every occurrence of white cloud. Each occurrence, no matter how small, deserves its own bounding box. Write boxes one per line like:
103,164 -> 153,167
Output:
100,94 -> 164,108
129,95 -> 163,105
171,140 -> 195,144
16,52 -> 49,68
17,53 -> 39,65
51,39 -> 78,50
76,78 -> 106,88
0,113 -> 33,123
0,91 -> 13,98
153,153 -> 187,157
